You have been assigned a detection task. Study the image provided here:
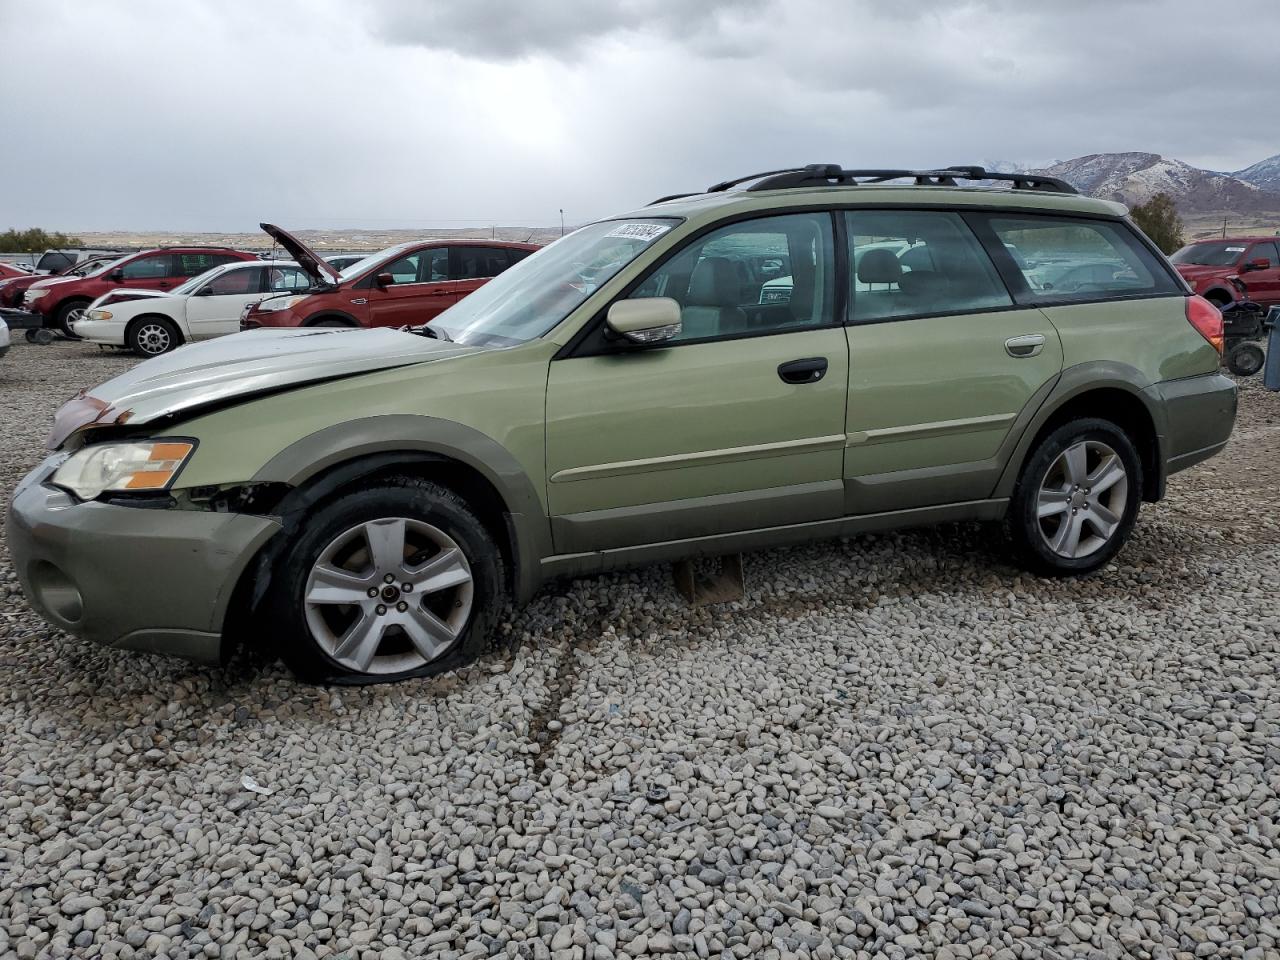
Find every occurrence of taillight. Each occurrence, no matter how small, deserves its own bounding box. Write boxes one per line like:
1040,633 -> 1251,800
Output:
1186,295 -> 1224,354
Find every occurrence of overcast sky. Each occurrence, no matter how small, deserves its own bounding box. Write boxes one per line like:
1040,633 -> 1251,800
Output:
2,0 -> 1277,232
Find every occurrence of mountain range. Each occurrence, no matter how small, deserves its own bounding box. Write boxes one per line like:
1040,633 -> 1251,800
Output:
1020,152 -> 1280,224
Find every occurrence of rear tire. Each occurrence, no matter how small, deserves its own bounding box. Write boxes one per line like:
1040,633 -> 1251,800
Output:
1007,418 -> 1143,576
265,478 -> 505,685
54,299 -> 89,339
1226,341 -> 1264,377
127,316 -> 182,357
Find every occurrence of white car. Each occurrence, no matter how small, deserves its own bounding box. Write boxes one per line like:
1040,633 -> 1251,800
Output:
0,318 -> 9,359
74,260 -> 312,356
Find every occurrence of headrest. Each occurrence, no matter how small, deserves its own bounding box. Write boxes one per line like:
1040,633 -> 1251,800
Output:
688,257 -> 741,307
858,248 -> 903,285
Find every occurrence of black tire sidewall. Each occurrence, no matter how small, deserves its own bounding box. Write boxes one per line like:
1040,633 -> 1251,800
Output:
55,300 -> 89,339
266,480 -> 504,684
128,316 -> 180,357
1009,418 -> 1143,576
1226,343 -> 1264,376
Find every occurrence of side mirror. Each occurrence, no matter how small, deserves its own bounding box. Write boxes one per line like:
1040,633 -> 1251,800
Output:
109,269 -> 125,283
195,286 -> 215,296
605,297 -> 682,345
375,272 -> 395,288
1246,258 -> 1272,272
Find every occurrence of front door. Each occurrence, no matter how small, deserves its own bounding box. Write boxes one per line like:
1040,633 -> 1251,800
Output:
185,266 -> 267,338
118,253 -> 179,291
1244,241 -> 1280,306
545,211 -> 849,554
365,248 -> 455,328
840,209 -> 1064,513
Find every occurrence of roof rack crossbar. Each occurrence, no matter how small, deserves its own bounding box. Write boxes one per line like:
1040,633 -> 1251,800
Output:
740,164 -> 1077,195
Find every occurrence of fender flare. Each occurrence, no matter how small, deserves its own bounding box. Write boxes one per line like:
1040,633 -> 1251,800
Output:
302,309 -> 361,327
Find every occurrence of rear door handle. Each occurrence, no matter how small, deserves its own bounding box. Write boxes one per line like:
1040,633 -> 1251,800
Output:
1005,334 -> 1046,358
778,357 -> 828,384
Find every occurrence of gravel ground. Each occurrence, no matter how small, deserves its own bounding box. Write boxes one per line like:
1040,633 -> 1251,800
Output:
1,339 -> 1278,960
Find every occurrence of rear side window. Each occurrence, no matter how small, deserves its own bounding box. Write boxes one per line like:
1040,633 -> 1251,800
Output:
173,253 -> 230,277
983,216 -> 1179,304
453,247 -> 511,280
268,266 -> 311,291
845,210 -> 1012,323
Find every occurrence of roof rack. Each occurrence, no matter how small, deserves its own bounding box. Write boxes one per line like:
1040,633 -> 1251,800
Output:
648,164 -> 1077,204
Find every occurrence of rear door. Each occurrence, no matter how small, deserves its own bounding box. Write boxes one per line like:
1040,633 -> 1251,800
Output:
364,247 -> 455,328
185,266 -> 266,338
451,246 -> 514,301
841,209 -> 1063,513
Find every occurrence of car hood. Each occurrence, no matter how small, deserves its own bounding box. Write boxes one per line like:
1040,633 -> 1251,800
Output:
260,222 -> 342,286
48,327 -> 479,449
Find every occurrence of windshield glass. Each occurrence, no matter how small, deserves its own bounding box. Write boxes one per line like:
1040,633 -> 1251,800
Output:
436,219 -> 679,347
338,242 -> 416,281
85,254 -> 132,278
171,264 -> 228,296
1171,242 -> 1247,266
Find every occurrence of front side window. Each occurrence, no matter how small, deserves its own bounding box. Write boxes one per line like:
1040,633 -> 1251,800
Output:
424,248 -> 449,282
628,212 -> 835,342
1247,241 -> 1279,267
987,216 -> 1179,303
121,254 -> 171,280
846,210 -> 1011,323
381,252 -> 421,285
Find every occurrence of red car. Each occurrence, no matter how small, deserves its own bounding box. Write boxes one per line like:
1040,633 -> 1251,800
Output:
241,224 -> 538,330
1171,236 -> 1280,308
0,254 -> 117,309
0,262 -> 31,280
24,246 -> 257,336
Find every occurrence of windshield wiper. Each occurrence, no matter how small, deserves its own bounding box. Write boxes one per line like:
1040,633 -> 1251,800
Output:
402,323 -> 452,341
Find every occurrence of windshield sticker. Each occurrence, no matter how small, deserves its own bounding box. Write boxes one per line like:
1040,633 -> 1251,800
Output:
1225,246 -> 1246,252
605,222 -> 672,242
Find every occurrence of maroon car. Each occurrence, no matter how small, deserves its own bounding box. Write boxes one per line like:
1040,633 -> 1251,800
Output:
24,246 -> 258,336
1171,237 -> 1280,308
241,224 -> 539,331
0,254 -> 117,309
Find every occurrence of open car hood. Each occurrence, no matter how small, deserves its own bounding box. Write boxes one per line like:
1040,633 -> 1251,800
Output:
260,223 -> 343,286
48,327 -> 478,449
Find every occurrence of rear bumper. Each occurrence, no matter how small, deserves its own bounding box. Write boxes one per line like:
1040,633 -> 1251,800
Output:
6,456 -> 281,664
1145,372 -> 1237,477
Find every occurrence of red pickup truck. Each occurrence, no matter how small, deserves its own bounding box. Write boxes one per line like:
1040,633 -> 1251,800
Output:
1171,236 -> 1280,308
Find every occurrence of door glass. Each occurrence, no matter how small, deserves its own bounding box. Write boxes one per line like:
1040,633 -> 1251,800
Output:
268,266 -> 312,291
203,267 -> 260,295
121,255 -> 171,280
845,211 -> 1012,323
985,215 -> 1179,303
382,252 -> 421,284
173,253 -> 227,277
453,247 -> 510,280
424,248 -> 449,282
1249,241 -> 1278,266
628,212 -> 835,342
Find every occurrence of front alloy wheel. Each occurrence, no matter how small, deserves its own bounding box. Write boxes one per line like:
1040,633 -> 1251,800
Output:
304,517 -> 474,675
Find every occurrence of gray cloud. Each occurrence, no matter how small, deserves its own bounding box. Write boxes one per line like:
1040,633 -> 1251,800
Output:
1,0 -> 1277,231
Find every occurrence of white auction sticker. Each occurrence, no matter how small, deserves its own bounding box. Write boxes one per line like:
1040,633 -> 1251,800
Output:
1225,246 -> 1246,252
605,222 -> 672,242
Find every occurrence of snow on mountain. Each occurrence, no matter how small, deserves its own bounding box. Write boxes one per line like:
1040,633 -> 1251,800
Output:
1033,152 -> 1280,215
1234,154 -> 1280,193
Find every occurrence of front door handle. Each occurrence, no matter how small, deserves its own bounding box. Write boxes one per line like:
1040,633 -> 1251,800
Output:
1005,334 -> 1046,358
778,357 -> 828,384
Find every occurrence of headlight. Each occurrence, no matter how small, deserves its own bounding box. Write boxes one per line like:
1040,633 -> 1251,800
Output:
86,309 -> 113,321
254,295 -> 305,313
27,289 -> 48,301
51,441 -> 195,500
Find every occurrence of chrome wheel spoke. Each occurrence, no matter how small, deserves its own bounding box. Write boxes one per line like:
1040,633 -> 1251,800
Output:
1089,501 -> 1121,533
364,518 -> 408,572
1087,454 -> 1125,495
306,563 -> 374,605
400,603 -> 457,661
1037,489 -> 1070,519
409,547 -> 471,595
1050,512 -> 1084,556
1062,442 -> 1088,485
332,612 -> 384,671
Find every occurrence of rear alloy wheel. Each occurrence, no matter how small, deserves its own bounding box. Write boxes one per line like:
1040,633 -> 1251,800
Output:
128,316 -> 181,357
1008,418 -> 1142,576
54,299 -> 89,339
267,479 -> 505,684
1226,341 -> 1265,377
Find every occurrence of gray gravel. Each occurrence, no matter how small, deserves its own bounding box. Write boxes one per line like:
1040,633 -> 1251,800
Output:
2,339 -> 1278,960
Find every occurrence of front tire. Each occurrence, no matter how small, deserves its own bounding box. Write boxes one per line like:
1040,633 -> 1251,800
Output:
1007,418 -> 1143,576
127,316 -> 182,357
266,478 -> 505,684
53,299 -> 90,339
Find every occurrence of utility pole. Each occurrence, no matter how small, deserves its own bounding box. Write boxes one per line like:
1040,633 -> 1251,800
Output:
1222,218 -> 1227,238
559,209 -> 565,237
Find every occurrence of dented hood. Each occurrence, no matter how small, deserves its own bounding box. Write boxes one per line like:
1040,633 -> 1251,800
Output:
49,327 -> 478,449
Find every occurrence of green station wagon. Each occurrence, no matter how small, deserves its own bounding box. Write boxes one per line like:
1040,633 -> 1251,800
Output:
8,165 -> 1237,683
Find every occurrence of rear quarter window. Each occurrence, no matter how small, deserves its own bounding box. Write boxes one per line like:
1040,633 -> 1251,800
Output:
982,215 -> 1180,304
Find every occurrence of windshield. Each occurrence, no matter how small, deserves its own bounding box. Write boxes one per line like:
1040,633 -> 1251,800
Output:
436,219 -> 678,346
337,243 -> 417,281
1171,242 -> 1247,266
85,254 -> 132,278
171,264 -> 229,295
